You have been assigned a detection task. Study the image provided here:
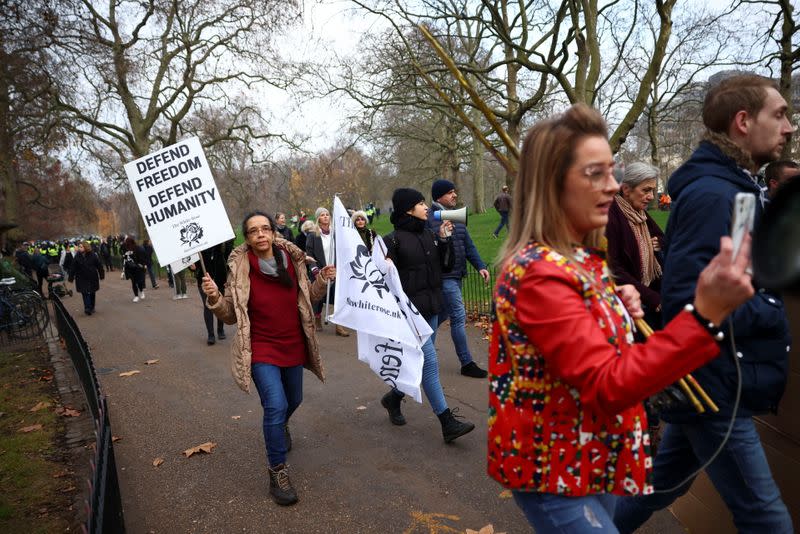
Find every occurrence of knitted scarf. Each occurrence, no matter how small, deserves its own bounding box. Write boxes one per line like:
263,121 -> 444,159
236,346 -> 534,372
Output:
615,195 -> 662,286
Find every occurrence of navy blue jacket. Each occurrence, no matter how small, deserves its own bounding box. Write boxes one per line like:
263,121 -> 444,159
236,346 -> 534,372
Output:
427,203 -> 487,280
661,141 -> 791,421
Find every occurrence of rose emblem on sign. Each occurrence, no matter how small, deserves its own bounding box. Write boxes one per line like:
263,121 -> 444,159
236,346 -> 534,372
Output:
179,223 -> 204,246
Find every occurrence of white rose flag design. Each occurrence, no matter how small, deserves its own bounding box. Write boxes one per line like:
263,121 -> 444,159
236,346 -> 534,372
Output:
330,196 -> 427,401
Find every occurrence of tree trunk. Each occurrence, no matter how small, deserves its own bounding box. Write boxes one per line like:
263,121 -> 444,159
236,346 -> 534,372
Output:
0,60 -> 21,241
778,0 -> 795,159
471,129 -> 486,213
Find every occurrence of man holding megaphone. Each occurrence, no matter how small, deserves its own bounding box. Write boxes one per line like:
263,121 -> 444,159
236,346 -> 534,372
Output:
428,179 -> 491,379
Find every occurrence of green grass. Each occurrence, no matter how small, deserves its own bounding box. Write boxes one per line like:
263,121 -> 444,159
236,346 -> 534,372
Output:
370,211 -> 507,265
0,350 -> 74,533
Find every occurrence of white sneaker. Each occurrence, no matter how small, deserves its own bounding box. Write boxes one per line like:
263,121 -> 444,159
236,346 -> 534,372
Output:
173,295 -> 181,300
133,296 -> 140,303
140,291 -> 145,300
181,294 -> 189,299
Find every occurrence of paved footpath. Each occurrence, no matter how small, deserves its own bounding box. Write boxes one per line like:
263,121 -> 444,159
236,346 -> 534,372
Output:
68,273 -> 684,534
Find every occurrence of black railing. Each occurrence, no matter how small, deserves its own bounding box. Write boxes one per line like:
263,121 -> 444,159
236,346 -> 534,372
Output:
461,265 -> 497,317
51,295 -> 125,534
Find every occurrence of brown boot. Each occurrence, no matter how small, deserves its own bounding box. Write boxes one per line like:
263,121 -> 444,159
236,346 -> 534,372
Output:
268,464 -> 298,506
315,315 -> 322,330
335,325 -> 350,337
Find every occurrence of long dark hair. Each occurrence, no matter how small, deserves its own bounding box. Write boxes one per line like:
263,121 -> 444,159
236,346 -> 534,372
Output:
242,211 -> 292,288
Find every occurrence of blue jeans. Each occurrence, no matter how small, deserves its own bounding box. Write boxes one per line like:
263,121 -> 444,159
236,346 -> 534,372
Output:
251,363 -> 304,467
396,315 -> 448,415
514,492 -> 619,533
439,278 -> 473,367
81,291 -> 96,312
493,211 -> 509,236
614,418 -> 792,534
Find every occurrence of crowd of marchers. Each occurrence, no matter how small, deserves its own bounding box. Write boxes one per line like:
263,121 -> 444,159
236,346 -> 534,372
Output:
3,73 -> 799,533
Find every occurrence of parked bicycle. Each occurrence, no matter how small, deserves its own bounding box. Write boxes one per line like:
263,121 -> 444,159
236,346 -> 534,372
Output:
0,277 -> 50,341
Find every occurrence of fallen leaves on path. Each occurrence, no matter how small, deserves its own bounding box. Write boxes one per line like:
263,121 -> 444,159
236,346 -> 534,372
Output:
112,435 -> 122,442
145,359 -> 159,365
356,405 -> 367,411
153,457 -> 164,467
230,416 -> 241,420
498,490 -> 512,499
18,424 -> 43,433
29,401 -> 51,412
466,525 -> 505,534
119,370 -> 140,377
52,470 -> 72,478
182,441 -> 216,458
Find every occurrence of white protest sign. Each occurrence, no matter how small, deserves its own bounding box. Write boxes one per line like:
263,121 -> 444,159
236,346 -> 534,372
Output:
124,137 -> 234,266
169,253 -> 200,275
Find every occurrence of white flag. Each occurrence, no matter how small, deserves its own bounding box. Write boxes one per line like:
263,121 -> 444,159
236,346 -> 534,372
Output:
330,196 -> 426,401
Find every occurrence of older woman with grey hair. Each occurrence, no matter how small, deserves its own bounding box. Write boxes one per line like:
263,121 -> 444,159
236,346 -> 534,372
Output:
605,162 -> 665,325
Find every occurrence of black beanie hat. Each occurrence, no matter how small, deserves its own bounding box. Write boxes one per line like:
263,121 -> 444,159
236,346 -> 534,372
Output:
431,179 -> 456,202
391,188 -> 425,222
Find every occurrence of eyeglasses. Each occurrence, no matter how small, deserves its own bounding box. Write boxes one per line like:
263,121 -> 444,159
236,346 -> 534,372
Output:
579,162 -> 616,190
246,225 -> 273,236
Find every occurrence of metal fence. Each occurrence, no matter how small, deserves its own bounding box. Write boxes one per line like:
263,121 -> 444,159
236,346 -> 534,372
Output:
51,294 -> 125,534
461,266 -> 497,317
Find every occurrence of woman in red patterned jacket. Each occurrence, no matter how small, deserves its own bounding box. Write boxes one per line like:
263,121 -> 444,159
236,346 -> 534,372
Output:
488,104 -> 755,533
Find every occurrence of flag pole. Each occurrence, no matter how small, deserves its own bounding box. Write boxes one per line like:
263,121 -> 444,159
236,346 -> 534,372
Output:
324,195 -> 341,324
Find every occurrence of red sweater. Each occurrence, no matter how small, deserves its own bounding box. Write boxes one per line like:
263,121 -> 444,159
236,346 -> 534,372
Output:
247,249 -> 306,367
488,242 -> 720,496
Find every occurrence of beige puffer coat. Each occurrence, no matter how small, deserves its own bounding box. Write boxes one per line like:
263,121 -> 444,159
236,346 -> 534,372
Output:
206,238 -> 329,393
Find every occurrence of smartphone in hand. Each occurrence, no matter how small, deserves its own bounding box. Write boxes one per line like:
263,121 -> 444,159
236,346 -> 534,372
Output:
731,192 -> 756,258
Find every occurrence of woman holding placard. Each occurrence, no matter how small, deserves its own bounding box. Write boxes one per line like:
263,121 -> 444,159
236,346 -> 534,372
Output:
201,211 -> 335,507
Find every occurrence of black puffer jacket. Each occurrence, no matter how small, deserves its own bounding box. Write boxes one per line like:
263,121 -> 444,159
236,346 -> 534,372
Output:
384,214 -> 453,320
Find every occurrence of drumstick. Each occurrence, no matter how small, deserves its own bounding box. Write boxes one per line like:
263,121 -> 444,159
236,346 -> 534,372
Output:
634,318 -> 716,414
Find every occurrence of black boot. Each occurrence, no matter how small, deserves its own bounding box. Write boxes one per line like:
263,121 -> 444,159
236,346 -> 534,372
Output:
438,408 -> 475,443
380,390 -> 406,426
284,424 -> 292,452
268,464 -> 298,506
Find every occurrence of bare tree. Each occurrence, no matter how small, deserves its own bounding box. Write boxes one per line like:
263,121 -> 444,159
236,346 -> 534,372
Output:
48,0 -> 301,234
345,0 -> 757,183
0,0 -> 66,241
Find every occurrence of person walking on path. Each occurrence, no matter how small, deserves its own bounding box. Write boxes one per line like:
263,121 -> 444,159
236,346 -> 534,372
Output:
380,188 -> 476,443
427,179 -> 490,378
305,207 -> 349,337
190,240 -> 233,345
172,267 -> 188,300
100,239 -> 113,272
122,237 -> 148,302
489,103 -> 758,533
142,239 -> 160,289
202,211 -> 336,506
605,162 -> 665,328
275,212 -> 294,242
492,185 -> 512,238
68,240 -> 105,315
615,74 -> 794,534
31,247 -> 49,296
351,210 -> 377,252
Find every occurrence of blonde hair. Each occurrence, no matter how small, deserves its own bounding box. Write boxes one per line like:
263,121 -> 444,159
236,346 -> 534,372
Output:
498,104 -> 609,268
